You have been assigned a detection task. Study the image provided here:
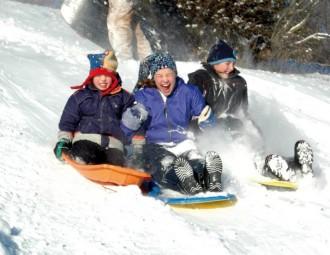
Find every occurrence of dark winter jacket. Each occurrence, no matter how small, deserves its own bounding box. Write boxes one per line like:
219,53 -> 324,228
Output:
59,85 -> 135,144
188,63 -> 248,119
133,77 -> 205,144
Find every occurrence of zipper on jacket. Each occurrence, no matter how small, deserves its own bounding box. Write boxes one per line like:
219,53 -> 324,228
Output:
163,103 -> 173,142
100,95 -> 106,133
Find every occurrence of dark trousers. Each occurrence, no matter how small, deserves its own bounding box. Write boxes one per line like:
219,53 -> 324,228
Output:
143,143 -> 205,192
71,140 -> 125,166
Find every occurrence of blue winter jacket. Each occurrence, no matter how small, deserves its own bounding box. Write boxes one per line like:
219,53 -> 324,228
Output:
134,77 -> 206,144
59,85 -> 135,143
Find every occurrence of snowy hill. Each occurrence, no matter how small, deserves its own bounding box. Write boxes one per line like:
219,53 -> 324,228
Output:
1,0 -> 330,254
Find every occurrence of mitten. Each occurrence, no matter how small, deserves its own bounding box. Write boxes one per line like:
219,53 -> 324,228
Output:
198,105 -> 217,131
53,138 -> 72,161
121,103 -> 149,130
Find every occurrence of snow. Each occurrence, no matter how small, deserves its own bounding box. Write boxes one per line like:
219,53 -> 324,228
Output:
1,0 -> 330,254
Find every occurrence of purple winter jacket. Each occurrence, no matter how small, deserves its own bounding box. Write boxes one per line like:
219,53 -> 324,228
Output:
134,77 -> 206,144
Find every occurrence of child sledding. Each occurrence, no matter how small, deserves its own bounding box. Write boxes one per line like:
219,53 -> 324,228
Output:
187,40 -> 314,185
121,52 -> 223,195
54,50 -> 134,166
54,46 -> 314,196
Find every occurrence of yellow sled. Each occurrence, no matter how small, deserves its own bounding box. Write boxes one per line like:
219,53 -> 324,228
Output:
252,177 -> 298,190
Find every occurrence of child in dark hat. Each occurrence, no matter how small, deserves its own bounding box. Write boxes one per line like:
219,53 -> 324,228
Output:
189,41 -> 314,182
188,40 -> 248,132
54,50 -> 136,166
121,52 -> 223,195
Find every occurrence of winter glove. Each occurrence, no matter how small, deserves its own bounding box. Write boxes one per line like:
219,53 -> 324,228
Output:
198,105 -> 217,131
121,103 -> 149,131
53,138 -> 72,161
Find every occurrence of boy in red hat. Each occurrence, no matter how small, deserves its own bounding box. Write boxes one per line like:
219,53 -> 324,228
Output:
54,50 -> 136,165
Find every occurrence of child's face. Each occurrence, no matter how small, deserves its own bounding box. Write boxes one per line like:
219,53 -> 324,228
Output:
154,68 -> 176,96
213,61 -> 235,79
93,75 -> 113,91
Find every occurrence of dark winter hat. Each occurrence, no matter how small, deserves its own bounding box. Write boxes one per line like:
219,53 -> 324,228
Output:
147,52 -> 177,77
207,40 -> 237,65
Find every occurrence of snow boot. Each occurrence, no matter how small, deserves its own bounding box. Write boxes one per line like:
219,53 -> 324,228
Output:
294,140 -> 313,174
263,154 -> 295,181
174,157 -> 203,195
188,159 -> 207,191
205,151 -> 223,192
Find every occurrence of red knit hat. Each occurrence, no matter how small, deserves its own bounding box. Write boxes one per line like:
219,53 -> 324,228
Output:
71,68 -> 120,96
71,50 -> 121,96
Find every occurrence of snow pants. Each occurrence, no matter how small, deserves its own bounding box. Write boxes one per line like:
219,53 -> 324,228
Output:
70,140 -> 125,166
142,143 -> 205,192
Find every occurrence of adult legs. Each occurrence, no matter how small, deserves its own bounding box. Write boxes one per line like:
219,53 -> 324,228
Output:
107,0 -> 134,59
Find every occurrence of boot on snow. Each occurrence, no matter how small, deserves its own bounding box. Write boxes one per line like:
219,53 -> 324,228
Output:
204,151 -> 223,192
174,157 -> 203,195
294,140 -> 313,174
263,154 -> 295,181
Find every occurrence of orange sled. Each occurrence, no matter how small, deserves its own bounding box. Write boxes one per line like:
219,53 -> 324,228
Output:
62,153 -> 152,186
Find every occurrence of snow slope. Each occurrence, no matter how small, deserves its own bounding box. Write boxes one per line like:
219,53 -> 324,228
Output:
0,0 -> 330,254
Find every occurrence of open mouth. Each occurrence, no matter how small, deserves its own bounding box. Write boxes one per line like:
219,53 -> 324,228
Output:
99,83 -> 109,90
160,84 -> 171,94
160,83 -> 170,89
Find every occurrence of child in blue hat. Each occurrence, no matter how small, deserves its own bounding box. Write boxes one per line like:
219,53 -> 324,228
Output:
189,41 -> 314,182
54,50 -> 136,166
121,52 -> 223,195
188,40 -> 248,132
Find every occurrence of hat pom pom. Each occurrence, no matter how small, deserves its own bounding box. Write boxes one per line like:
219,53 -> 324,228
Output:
88,50 -> 118,72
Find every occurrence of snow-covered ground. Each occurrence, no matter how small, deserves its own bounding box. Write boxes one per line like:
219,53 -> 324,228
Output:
1,0 -> 330,254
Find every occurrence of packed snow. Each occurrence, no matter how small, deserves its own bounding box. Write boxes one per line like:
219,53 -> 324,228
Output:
1,0 -> 330,254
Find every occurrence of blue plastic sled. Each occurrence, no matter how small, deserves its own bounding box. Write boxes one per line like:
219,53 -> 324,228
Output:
148,184 -> 237,209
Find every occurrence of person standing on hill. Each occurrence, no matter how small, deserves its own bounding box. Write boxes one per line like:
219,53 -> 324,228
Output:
106,0 -> 152,60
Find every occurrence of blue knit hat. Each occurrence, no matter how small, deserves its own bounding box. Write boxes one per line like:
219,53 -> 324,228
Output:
207,40 -> 237,65
146,52 -> 177,77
